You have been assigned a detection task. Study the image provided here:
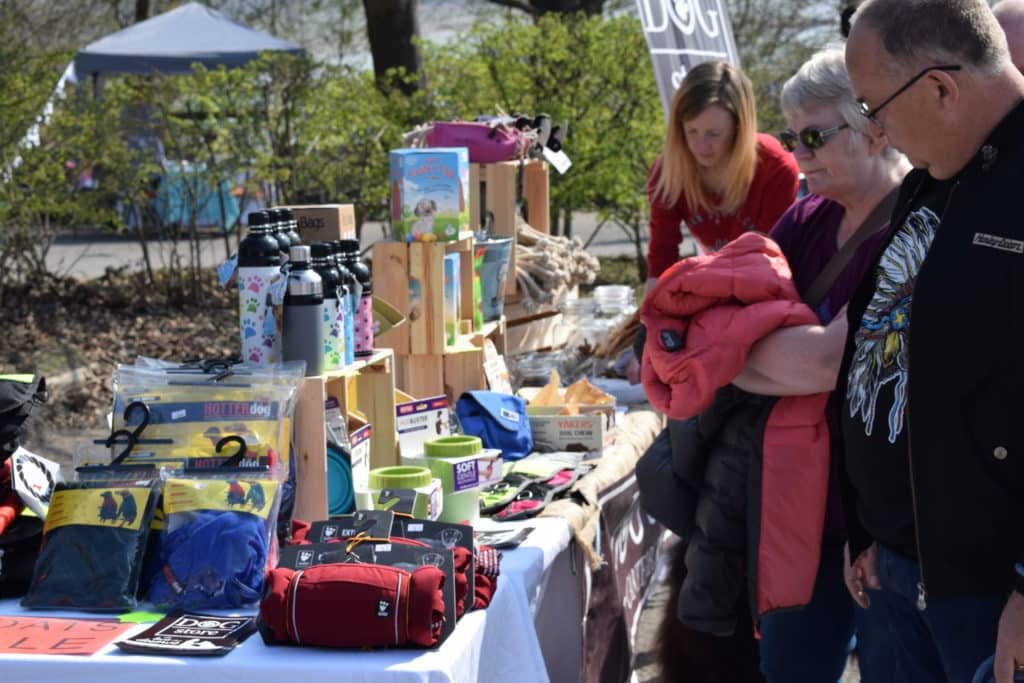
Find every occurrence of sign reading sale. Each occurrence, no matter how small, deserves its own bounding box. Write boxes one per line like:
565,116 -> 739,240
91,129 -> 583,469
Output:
635,0 -> 741,118
0,615 -> 134,655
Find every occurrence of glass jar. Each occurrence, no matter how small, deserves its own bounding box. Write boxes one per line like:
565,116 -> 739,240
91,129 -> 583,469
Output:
560,298 -> 611,352
593,285 -> 636,326
513,353 -> 564,390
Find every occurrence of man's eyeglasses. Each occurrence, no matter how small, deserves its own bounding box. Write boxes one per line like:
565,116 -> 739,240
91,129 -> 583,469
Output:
779,124 -> 850,152
857,64 -> 962,125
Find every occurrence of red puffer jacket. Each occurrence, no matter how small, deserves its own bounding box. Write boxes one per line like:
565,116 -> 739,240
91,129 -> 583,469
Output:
641,232 -> 829,623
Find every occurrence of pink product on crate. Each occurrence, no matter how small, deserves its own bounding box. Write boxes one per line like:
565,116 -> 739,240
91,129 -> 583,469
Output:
425,122 -> 521,163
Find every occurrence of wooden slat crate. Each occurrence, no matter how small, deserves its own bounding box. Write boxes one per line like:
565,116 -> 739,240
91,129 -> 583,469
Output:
292,348 -> 398,521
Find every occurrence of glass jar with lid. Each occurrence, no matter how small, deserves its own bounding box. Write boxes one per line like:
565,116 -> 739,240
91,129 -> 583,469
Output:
560,297 -> 612,352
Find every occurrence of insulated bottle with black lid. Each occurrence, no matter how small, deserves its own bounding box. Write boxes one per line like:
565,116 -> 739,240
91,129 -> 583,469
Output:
283,245 -> 325,376
266,209 -> 291,264
279,207 -> 302,247
338,239 -> 373,357
238,211 -> 282,365
332,241 -> 357,365
310,242 -> 344,370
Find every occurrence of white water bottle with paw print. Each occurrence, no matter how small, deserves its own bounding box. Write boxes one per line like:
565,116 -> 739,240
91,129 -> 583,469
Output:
238,211 -> 283,365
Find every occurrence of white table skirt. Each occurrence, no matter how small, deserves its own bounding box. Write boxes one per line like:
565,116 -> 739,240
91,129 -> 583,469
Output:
0,518 -> 576,683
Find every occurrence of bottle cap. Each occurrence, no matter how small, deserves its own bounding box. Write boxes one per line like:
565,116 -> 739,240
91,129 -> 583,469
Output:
309,242 -> 331,262
289,245 -> 311,264
247,211 -> 270,229
338,239 -> 360,254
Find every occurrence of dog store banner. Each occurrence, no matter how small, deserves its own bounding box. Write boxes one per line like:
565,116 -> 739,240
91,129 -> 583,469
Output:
580,472 -> 662,683
635,0 -> 741,118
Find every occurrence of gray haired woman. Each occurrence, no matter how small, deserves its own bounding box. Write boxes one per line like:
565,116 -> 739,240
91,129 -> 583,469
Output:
731,47 -> 911,682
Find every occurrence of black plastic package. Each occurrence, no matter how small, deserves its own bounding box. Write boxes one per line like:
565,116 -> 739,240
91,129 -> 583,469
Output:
21,479 -> 160,612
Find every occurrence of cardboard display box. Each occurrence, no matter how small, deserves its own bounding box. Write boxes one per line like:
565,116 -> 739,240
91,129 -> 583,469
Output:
518,386 -> 616,458
287,204 -> 357,242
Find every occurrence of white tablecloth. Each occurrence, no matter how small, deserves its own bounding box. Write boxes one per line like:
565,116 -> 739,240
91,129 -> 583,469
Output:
0,518 -> 577,683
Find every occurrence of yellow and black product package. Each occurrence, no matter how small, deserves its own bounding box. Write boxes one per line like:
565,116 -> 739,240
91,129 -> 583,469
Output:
20,479 -> 161,612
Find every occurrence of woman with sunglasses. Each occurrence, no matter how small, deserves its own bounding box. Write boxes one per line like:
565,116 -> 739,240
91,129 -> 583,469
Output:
646,61 -> 800,287
734,48 -> 911,682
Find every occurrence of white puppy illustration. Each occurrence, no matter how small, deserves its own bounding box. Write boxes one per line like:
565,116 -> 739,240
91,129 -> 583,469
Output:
411,198 -> 437,239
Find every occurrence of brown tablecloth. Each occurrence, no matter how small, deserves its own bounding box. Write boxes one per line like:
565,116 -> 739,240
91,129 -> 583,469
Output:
539,405 -> 664,569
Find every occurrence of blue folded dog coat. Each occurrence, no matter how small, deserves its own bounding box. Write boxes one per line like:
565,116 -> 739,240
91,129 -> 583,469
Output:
149,510 -> 267,610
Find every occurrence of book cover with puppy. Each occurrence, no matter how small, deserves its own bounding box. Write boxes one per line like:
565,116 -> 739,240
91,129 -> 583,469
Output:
389,148 -> 470,243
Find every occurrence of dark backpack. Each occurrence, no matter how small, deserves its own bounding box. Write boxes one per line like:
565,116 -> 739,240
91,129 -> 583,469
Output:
0,375 -> 47,463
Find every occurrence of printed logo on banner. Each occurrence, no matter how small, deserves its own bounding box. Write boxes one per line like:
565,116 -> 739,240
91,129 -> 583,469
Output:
635,0 -> 740,116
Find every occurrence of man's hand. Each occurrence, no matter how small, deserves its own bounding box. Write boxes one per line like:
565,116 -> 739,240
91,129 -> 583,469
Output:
994,591 -> 1024,683
844,542 -> 881,608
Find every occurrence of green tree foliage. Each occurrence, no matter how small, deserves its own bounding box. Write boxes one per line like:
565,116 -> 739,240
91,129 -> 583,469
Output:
421,13 -> 662,247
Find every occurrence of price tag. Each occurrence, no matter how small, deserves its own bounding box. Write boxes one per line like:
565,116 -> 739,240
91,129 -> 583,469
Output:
269,269 -> 288,305
217,254 -> 238,287
542,147 -> 572,175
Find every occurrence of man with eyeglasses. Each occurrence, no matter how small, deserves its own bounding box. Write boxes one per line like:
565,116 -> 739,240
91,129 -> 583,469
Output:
833,1 -> 1024,681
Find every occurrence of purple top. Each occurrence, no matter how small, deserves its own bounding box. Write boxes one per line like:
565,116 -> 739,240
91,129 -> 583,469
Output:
769,193 -> 893,537
770,193 -> 891,325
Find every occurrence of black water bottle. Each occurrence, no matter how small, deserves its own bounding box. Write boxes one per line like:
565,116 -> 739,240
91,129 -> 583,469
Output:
338,239 -> 373,357
279,207 -> 302,247
266,209 -> 291,264
238,211 -> 282,365
311,242 -> 343,370
282,245 -> 324,376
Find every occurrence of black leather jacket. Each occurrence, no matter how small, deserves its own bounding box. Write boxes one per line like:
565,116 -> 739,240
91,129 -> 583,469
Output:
838,100 -> 1024,598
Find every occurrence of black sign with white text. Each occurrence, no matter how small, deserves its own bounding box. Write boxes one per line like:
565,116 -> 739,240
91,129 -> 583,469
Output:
115,611 -> 256,656
635,0 -> 741,117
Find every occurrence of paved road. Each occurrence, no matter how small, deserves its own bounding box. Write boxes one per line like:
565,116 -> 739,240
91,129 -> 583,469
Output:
45,212 -> 651,280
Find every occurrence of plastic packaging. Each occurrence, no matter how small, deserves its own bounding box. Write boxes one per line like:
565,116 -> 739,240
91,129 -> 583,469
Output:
21,479 -> 161,612
148,476 -> 281,610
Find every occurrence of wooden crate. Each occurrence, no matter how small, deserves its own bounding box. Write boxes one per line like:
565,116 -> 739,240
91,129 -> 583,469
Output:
372,237 -> 476,356
293,348 -> 398,521
505,311 -> 573,356
398,317 -> 506,402
502,284 -> 578,323
469,158 -> 550,297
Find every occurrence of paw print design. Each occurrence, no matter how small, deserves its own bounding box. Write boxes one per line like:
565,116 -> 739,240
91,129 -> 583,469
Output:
246,297 -> 259,314
242,319 -> 258,339
247,275 -> 264,293
249,348 -> 263,363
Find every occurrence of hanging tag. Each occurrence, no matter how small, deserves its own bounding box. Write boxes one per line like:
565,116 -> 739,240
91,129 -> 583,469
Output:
217,254 -> 238,287
268,268 -> 288,306
542,147 -> 572,175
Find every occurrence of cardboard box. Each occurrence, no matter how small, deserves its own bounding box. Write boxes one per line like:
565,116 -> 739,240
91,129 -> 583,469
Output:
395,390 -> 450,458
519,387 -> 616,457
389,148 -> 470,242
287,204 -> 356,242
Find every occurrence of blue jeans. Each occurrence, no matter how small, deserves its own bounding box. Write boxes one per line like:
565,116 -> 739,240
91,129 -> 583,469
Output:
875,544 -> 1006,682
759,539 -> 897,683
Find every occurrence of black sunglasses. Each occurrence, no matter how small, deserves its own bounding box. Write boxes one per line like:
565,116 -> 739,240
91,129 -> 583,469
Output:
779,124 -> 850,152
858,64 -> 962,125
